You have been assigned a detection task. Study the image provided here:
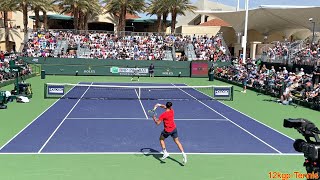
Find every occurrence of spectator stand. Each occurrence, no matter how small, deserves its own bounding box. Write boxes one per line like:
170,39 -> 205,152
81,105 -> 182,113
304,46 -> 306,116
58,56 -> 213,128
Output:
214,64 -> 320,111
21,29 -> 232,62
261,40 -> 320,66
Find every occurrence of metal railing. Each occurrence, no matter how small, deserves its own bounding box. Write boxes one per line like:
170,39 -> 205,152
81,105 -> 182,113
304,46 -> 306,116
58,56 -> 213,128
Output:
260,40 -> 320,65
29,29 -> 233,37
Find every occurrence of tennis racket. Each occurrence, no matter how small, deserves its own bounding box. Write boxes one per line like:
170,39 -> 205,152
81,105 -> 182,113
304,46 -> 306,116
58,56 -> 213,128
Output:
147,110 -> 157,117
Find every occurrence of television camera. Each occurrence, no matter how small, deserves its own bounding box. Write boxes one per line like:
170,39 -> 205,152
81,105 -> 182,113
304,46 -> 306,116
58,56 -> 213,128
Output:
284,118 -> 320,179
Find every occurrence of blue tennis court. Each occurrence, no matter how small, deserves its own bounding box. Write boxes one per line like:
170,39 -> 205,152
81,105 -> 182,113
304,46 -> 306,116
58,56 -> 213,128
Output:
0,82 -> 297,154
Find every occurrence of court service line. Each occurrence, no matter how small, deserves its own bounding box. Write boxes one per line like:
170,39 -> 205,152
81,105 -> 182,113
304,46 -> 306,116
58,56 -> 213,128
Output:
65,117 -> 228,121
67,117 -> 146,120
172,83 -> 282,154
0,82 -> 81,151
183,83 -> 295,141
135,89 -> 148,119
38,82 -> 93,153
0,152 -> 302,156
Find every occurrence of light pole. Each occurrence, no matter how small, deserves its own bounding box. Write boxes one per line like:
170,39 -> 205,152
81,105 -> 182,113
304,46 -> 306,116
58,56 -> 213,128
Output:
242,0 -> 249,64
309,18 -> 316,44
237,0 -> 240,11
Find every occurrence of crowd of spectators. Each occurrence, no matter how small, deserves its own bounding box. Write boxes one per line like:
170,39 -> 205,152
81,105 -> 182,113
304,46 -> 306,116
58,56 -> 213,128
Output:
292,42 -> 320,65
0,51 -> 32,83
22,30 -> 231,61
192,34 -> 229,61
263,41 -> 289,63
215,61 -> 320,107
263,41 -> 320,66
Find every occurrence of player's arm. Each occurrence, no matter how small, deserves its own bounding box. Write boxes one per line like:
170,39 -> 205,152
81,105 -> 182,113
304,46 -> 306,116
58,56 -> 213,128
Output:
153,103 -> 166,110
152,115 -> 162,126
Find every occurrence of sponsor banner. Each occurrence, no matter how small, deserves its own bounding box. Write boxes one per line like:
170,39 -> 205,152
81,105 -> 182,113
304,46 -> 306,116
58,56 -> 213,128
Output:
162,68 -> 174,76
110,67 -> 119,73
48,85 -> 65,95
110,67 -> 149,76
83,66 -> 96,74
214,87 -> 231,98
191,61 -> 208,77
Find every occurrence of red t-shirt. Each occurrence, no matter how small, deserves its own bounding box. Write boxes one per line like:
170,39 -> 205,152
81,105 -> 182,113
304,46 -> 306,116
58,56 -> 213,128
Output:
159,109 -> 176,132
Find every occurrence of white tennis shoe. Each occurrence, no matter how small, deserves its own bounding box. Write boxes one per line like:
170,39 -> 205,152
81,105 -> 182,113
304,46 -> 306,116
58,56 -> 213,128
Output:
183,153 -> 187,164
160,152 -> 169,160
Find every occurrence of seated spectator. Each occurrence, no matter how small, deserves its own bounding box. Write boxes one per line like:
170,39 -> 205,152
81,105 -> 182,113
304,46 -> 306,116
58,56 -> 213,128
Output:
22,30 -> 231,62
214,62 -> 319,108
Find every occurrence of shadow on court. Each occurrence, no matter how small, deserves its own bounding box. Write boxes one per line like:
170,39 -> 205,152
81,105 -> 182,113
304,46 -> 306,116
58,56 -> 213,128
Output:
140,148 -> 184,166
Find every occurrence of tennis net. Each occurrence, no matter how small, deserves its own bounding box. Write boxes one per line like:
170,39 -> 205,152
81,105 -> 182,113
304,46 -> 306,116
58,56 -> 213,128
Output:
44,83 -> 233,101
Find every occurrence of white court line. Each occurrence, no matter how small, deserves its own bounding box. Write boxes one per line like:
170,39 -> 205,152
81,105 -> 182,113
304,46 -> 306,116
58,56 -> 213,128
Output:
135,89 -> 148,119
0,82 -> 80,151
67,117 -> 146,120
183,83 -> 294,141
219,99 -> 296,141
66,117 -> 228,121
0,152 -> 302,156
38,82 -> 93,153
172,83 -> 283,154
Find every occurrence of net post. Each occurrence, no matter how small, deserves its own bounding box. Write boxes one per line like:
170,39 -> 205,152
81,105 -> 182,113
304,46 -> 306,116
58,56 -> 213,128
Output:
212,86 -> 215,100
230,86 -> 234,101
44,83 -> 47,99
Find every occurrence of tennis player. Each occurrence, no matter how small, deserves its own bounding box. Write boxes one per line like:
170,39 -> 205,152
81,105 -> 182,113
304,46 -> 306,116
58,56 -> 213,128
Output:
131,66 -> 140,81
152,102 -> 187,164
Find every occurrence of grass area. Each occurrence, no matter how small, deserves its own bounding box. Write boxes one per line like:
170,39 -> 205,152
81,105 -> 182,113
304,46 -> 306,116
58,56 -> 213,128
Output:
0,154 -> 304,180
0,75 -> 318,180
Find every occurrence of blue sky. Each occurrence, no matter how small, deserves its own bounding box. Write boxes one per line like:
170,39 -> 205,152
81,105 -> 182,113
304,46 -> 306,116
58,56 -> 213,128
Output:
140,0 -> 320,18
193,0 -> 320,8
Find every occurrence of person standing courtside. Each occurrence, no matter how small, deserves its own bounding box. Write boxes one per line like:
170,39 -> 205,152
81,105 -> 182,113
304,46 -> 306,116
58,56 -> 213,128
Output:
131,66 -> 140,81
149,64 -> 155,78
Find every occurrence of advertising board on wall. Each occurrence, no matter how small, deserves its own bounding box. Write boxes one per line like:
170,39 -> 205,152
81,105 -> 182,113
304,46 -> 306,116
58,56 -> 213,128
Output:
191,61 -> 208,77
110,67 -> 149,76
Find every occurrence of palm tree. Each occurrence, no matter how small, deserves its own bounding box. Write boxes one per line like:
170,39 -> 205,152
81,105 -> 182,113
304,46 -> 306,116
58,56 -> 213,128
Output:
20,0 -> 29,34
32,0 -> 54,30
166,0 -> 197,34
2,0 -> 40,35
162,9 -> 169,32
146,0 -> 167,33
0,1 -> 18,51
104,0 -> 145,32
41,0 -> 56,30
54,0 -> 85,30
77,0 -> 101,31
55,0 -> 100,30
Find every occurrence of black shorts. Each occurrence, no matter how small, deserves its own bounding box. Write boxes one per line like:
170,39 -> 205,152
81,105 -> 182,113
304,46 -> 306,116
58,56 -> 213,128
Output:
161,128 -> 178,139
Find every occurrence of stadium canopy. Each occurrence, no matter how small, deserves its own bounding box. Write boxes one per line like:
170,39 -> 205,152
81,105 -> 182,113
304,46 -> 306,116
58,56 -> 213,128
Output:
127,18 -> 171,24
197,6 -> 320,36
29,14 -> 73,21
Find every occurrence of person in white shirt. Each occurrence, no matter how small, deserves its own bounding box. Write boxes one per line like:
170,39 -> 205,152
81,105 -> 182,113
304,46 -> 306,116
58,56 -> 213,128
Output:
283,67 -> 288,75
299,68 -> 305,76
